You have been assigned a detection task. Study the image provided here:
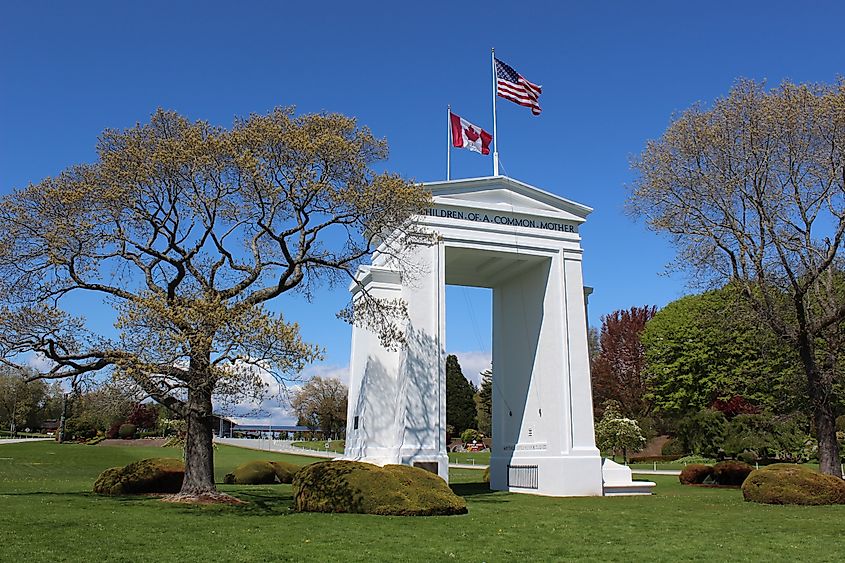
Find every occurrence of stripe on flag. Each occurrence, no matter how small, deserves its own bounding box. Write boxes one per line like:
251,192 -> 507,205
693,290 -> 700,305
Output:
495,58 -> 542,115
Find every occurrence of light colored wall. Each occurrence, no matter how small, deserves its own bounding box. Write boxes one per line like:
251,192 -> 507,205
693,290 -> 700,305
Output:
344,178 -> 602,495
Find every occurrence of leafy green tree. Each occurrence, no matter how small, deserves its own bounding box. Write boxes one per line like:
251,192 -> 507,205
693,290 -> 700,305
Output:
446,355 -> 477,435
641,287 -> 801,415
677,409 -> 727,458
630,79 -> 845,475
0,366 -> 52,433
0,108 -> 429,498
594,400 -> 647,463
723,413 -> 812,462
474,369 -> 492,437
63,382 -> 139,440
289,376 -> 348,439
460,428 -> 482,444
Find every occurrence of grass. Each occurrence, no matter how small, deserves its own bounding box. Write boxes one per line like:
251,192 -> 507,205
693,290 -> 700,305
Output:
292,439 -> 346,453
2,442 -> 845,562
448,451 -> 490,465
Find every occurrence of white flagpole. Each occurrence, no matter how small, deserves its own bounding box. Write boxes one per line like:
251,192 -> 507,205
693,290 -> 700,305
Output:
491,47 -> 499,176
447,104 -> 451,181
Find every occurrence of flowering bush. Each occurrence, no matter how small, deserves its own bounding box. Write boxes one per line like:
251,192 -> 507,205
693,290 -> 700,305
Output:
595,402 -> 646,463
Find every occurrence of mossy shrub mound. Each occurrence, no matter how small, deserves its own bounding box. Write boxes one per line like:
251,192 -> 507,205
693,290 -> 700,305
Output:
679,464 -> 713,485
713,460 -> 753,486
742,464 -> 845,506
223,460 -> 301,485
293,460 -> 468,516
93,457 -> 184,495
269,461 -> 300,484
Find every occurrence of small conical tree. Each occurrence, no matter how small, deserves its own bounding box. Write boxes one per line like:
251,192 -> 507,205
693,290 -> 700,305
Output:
446,355 -> 477,435
474,369 -> 493,437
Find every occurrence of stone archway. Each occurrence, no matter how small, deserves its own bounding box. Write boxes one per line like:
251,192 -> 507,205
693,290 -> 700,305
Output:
342,176 -> 652,497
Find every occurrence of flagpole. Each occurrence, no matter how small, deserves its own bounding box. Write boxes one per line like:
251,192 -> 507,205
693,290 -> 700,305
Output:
491,47 -> 499,176
447,104 -> 451,181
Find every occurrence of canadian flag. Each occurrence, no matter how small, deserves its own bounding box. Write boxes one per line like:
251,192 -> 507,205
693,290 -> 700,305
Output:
450,112 -> 492,156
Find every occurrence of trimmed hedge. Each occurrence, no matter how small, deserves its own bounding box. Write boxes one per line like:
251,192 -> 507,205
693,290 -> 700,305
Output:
293,460 -> 467,516
118,423 -> 137,439
270,461 -> 300,484
629,455 -> 682,462
93,457 -> 184,495
713,460 -> 753,486
223,460 -> 301,485
742,464 -> 845,505
661,438 -> 685,456
679,464 -> 713,485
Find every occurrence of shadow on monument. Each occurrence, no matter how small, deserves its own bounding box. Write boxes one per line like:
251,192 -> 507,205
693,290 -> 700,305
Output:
490,258 -> 549,491
346,326 -> 440,467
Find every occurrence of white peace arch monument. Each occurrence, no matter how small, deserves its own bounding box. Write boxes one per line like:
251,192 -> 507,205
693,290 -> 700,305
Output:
342,175 -> 653,497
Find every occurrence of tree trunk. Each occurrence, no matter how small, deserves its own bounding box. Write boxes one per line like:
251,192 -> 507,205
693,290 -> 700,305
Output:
796,332 -> 842,477
180,384 -> 217,495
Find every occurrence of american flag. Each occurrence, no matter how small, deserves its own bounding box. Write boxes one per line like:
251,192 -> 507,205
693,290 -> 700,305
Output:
495,58 -> 542,115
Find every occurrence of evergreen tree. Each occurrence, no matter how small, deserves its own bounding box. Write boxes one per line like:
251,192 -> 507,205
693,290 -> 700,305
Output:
446,355 -> 477,435
474,369 -> 493,437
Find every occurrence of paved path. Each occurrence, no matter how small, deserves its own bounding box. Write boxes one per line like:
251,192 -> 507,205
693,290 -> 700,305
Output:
630,469 -> 681,476
0,438 -> 53,445
215,437 -> 341,459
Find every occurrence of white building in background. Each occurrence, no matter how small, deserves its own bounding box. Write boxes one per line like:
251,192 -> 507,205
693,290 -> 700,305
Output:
342,176 -> 653,497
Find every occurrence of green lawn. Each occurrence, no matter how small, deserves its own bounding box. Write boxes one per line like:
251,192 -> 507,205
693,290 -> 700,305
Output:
292,439 -> 346,454
448,451 -> 490,465
2,442 -> 844,562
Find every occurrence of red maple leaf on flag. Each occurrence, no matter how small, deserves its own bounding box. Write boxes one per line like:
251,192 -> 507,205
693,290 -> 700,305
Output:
463,126 -> 480,142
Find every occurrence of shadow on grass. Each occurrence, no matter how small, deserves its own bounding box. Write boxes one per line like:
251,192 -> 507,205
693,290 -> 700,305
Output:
228,489 -> 295,515
450,482 -> 508,502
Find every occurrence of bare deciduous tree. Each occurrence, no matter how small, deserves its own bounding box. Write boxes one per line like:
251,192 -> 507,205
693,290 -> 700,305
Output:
289,376 -> 348,439
0,108 -> 430,499
629,79 -> 845,475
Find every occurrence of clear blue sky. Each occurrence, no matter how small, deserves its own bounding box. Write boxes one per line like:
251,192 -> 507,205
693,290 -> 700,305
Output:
2,2 -> 844,419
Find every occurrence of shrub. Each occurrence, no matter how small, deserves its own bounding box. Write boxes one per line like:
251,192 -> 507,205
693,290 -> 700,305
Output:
712,460 -> 753,486
270,461 -> 300,484
661,438 -> 685,456
222,460 -> 301,485
93,457 -> 184,495
118,424 -> 137,439
737,450 -> 758,464
742,464 -> 845,505
722,412 -> 811,461
461,429 -> 482,444
105,422 -> 122,439
674,455 -> 716,465
224,461 -> 276,485
679,464 -> 713,485
127,403 -> 158,430
629,455 -> 682,462
677,409 -> 726,458
63,419 -> 97,441
293,460 -> 467,516
85,436 -> 106,446
93,467 -> 124,493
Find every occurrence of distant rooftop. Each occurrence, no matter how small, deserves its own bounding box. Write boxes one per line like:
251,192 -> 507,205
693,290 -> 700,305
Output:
232,424 -> 313,432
